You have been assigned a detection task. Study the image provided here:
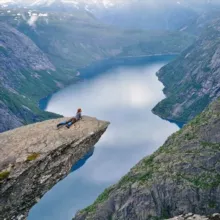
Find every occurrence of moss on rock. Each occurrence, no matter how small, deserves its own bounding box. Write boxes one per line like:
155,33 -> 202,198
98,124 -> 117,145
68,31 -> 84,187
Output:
26,153 -> 40,162
0,171 -> 10,181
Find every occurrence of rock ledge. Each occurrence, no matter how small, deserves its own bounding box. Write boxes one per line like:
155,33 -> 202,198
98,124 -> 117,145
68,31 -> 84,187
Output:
0,116 -> 109,220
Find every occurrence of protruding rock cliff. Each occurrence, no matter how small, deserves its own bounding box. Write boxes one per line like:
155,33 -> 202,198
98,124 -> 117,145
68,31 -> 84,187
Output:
0,116 -> 109,220
74,99 -> 220,220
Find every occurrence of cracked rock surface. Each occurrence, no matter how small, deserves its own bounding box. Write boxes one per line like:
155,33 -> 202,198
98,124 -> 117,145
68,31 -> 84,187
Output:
0,116 -> 109,220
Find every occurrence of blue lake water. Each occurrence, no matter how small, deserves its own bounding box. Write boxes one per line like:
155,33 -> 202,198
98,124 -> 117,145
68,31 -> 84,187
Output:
29,56 -> 179,220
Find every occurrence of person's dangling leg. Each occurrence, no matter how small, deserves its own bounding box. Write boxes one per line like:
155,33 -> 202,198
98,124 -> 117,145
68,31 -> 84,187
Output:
57,121 -> 67,128
66,121 -> 73,129
66,118 -> 77,129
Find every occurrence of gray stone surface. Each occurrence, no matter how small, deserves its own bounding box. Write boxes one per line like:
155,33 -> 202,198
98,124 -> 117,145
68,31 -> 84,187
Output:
168,213 -> 220,220
0,116 -> 109,220
74,99 -> 220,220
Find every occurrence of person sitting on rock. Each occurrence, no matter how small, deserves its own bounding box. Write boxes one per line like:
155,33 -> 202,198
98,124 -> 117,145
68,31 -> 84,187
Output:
57,108 -> 82,129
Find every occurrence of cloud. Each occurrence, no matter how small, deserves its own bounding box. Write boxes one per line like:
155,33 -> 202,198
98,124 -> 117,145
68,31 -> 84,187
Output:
27,13 -> 38,27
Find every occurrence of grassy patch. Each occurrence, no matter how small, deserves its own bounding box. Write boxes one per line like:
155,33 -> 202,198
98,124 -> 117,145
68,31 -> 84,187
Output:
26,153 -> 40,162
82,186 -> 114,213
184,132 -> 195,140
177,173 -> 220,189
139,171 -> 153,183
144,154 -> 155,166
118,174 -> 134,186
201,142 -> 220,150
0,170 -> 10,181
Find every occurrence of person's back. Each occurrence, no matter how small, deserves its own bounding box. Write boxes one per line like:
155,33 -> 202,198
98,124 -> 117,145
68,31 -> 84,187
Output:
75,111 -> 82,121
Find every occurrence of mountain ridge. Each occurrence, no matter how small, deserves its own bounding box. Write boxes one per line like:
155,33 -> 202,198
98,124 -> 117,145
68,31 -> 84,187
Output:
2,0 -> 220,31
73,89 -> 220,220
153,17 -> 220,123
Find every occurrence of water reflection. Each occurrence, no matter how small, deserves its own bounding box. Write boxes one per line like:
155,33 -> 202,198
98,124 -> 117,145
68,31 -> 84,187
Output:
29,60 -> 179,220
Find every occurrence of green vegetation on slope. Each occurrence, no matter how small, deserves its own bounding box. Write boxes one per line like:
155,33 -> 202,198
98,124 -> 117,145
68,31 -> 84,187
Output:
0,67 -> 75,125
0,86 -> 60,125
153,18 -> 220,123
74,98 -> 220,220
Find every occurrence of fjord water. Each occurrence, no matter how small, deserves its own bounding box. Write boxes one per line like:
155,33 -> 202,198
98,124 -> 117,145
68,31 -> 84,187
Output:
29,56 -> 179,220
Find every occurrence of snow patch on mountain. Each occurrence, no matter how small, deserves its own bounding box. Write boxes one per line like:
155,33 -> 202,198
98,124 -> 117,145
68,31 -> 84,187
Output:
0,0 -> 16,8
0,0 -> 118,9
31,0 -> 55,6
0,0 -> 15,4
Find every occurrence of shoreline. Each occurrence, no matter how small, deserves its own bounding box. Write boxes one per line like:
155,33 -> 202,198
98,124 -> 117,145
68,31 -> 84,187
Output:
116,53 -> 179,59
39,53 -> 178,112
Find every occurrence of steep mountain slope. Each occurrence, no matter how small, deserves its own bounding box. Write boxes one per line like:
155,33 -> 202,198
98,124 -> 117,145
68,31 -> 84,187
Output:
153,18 -> 220,123
74,93 -> 220,220
179,8 -> 220,35
2,0 -> 220,31
0,6 -> 195,68
98,2 -> 198,31
99,1 -> 220,31
0,22 -> 64,132
10,10 -> 193,69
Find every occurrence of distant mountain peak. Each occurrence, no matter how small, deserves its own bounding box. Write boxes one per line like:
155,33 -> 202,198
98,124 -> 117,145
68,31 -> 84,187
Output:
7,0 -> 118,9
0,0 -> 16,6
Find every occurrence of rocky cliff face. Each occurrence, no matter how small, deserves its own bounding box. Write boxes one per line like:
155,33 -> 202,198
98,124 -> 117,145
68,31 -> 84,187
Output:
153,17 -> 220,123
168,213 -> 220,220
74,99 -> 220,220
0,21 -> 62,132
0,116 -> 109,220
0,22 -> 55,73
0,101 -> 23,132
